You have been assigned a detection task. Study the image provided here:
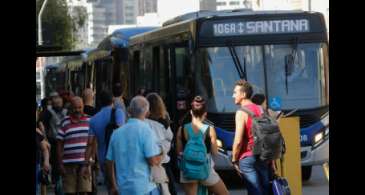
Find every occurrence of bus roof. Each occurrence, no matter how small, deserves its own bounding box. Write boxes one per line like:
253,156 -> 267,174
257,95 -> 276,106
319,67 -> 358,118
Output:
97,26 -> 157,50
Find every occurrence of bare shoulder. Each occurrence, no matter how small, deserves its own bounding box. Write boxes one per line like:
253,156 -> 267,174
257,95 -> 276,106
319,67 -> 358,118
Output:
235,109 -> 246,118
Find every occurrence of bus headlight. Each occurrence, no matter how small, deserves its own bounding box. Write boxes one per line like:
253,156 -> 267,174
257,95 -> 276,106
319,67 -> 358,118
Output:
325,128 -> 329,136
217,139 -> 223,148
314,132 -> 324,144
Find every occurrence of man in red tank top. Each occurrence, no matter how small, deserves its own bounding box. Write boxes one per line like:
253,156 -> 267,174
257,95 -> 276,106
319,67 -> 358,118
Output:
231,80 -> 270,195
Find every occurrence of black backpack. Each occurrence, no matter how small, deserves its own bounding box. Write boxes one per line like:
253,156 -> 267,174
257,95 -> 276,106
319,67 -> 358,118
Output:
240,107 -> 285,162
104,108 -> 118,154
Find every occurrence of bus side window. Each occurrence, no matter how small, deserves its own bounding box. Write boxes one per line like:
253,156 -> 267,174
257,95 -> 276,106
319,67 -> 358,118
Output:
133,50 -> 141,95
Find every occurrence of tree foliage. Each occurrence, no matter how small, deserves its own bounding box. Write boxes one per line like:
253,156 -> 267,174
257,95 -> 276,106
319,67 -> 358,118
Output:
36,0 -> 75,50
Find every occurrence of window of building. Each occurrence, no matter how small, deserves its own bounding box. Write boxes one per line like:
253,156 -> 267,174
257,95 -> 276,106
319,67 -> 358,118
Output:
230,1 -> 240,5
125,6 -> 134,10
126,19 -> 134,23
217,2 -> 227,6
126,13 -> 134,17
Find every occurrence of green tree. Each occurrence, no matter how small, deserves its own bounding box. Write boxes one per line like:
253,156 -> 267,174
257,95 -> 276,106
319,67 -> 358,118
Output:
36,0 -> 75,50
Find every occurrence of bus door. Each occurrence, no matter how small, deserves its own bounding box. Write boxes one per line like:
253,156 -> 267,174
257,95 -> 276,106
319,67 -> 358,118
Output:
166,42 -> 193,130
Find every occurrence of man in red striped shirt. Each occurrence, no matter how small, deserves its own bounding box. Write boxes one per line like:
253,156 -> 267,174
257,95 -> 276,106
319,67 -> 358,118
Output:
56,96 -> 92,195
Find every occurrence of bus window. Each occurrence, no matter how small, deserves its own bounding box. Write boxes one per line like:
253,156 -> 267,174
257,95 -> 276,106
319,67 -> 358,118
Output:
153,46 -> 161,94
175,47 -> 193,104
196,46 -> 266,113
133,50 -> 142,94
144,47 -> 153,91
264,43 -> 327,110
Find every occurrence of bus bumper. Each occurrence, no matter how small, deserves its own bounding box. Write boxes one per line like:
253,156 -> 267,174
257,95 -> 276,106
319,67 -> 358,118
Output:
301,138 -> 329,166
212,149 -> 234,170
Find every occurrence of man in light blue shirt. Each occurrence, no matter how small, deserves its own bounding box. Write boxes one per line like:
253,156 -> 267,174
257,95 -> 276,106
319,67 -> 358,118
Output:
106,96 -> 162,195
83,91 -> 125,175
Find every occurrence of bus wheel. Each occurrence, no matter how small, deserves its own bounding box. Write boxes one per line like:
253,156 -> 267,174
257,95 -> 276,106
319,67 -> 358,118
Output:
302,166 -> 312,181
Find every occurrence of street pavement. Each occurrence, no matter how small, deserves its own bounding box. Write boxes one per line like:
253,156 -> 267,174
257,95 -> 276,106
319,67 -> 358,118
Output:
47,165 -> 328,194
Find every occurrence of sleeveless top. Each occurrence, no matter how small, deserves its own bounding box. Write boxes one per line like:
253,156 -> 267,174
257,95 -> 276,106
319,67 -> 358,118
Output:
182,123 -> 211,153
239,104 -> 263,160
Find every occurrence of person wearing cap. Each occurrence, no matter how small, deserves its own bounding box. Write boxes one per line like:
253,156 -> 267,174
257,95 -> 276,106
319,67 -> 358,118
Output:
41,91 -> 68,195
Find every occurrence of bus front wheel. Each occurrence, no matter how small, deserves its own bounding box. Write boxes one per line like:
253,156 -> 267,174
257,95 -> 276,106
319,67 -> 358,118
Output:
302,166 -> 312,181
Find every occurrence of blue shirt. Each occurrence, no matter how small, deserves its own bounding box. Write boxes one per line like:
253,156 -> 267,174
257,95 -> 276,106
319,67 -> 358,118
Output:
106,118 -> 161,195
89,106 -> 125,167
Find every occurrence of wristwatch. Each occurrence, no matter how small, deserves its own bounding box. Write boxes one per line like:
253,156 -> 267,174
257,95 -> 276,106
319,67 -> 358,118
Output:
231,160 -> 239,165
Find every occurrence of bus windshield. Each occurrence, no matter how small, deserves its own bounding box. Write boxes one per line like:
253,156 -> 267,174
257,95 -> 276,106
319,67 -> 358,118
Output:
196,43 -> 328,113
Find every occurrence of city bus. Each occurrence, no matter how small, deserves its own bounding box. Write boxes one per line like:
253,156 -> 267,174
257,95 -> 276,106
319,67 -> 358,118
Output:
51,26 -> 157,110
127,9 -> 329,181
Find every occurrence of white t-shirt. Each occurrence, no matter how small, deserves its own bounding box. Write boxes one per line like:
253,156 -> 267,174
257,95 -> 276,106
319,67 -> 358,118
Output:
145,119 -> 173,164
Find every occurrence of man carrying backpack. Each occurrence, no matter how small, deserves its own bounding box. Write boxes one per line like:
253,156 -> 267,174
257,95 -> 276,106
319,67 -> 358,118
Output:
81,91 -> 125,188
231,80 -> 283,195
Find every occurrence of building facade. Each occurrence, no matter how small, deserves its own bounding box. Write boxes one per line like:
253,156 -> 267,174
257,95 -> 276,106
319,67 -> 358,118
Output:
122,0 -> 139,24
200,0 -> 217,10
67,0 -> 92,49
138,0 -> 158,16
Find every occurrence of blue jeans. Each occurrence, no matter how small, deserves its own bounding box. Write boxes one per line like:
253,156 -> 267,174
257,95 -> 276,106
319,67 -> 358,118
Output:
239,156 -> 270,195
146,187 -> 160,195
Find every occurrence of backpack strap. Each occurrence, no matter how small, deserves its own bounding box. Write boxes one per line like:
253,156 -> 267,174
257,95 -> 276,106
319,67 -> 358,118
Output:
184,123 -> 209,140
47,107 -> 62,124
200,124 -> 209,137
184,123 -> 195,139
240,106 -> 256,118
110,108 -> 116,124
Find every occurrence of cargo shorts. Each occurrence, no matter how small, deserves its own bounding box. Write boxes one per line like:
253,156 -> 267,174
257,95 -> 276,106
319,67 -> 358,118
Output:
62,163 -> 92,193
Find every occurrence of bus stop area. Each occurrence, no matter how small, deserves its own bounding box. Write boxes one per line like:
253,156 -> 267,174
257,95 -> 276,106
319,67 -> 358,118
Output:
36,7 -> 329,195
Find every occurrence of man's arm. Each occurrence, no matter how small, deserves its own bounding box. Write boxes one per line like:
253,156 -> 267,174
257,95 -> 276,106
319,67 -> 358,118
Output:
116,109 -> 125,127
232,110 -> 247,163
105,160 -> 118,191
84,136 -> 95,164
56,140 -> 65,175
81,135 -> 96,177
144,126 -> 163,166
147,152 -> 163,166
40,140 -> 50,172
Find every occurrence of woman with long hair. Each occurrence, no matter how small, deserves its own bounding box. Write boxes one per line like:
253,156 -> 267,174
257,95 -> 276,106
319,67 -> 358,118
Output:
176,96 -> 228,195
145,92 -> 176,195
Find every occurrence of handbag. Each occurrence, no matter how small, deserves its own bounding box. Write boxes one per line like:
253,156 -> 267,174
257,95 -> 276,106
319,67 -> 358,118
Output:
272,175 -> 291,195
271,155 -> 291,195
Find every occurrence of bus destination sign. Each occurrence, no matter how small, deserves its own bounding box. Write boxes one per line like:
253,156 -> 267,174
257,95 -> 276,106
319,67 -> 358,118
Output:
213,19 -> 309,36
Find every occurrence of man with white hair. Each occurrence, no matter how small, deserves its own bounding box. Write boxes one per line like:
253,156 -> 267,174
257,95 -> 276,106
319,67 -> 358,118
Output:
105,96 -> 163,195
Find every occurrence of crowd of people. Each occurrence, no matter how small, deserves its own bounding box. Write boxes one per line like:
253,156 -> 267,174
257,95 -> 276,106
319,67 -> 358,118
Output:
36,79 -> 278,195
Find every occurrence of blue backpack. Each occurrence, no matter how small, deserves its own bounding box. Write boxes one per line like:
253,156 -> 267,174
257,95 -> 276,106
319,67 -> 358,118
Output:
181,123 -> 210,180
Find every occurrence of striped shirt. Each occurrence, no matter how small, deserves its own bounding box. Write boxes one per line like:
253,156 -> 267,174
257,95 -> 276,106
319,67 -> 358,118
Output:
56,115 -> 90,164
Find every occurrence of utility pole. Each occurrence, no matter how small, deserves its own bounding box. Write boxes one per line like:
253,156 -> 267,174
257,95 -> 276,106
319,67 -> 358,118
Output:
38,0 -> 49,46
37,0 -> 49,100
